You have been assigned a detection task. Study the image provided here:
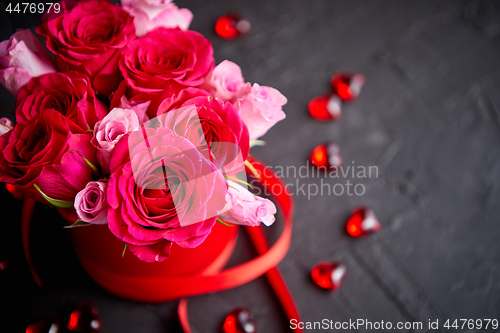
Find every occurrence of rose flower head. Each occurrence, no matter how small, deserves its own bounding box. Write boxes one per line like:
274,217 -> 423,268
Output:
0,109 -> 96,203
107,123 -> 228,262
0,29 -> 56,97
122,0 -> 193,37
15,71 -> 107,132
119,27 -> 214,98
36,0 -> 135,97
156,93 -> 250,173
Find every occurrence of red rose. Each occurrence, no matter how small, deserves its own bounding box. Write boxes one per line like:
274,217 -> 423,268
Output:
36,0 -> 135,97
156,91 -> 250,171
0,109 -> 96,203
15,72 -> 107,131
119,28 -> 214,97
107,128 -> 227,262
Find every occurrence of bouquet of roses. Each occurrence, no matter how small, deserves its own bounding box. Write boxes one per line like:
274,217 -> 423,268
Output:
0,0 -> 287,262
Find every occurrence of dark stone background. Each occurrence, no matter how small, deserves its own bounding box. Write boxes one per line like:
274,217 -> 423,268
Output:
1,0 -> 500,332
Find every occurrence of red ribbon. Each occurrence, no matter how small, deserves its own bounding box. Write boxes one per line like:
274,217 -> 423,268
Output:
20,156 -> 302,332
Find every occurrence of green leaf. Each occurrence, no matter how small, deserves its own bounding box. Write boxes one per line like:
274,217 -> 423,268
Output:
64,220 -> 91,228
217,218 -> 236,227
249,139 -> 266,148
69,150 -> 98,173
33,184 -> 73,208
122,243 -> 127,257
226,175 -> 253,189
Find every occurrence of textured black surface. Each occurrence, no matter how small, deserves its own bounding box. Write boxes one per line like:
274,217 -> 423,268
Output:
1,0 -> 500,332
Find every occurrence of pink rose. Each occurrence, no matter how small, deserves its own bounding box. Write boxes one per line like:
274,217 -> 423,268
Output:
74,180 -> 109,224
91,107 -> 140,173
219,180 -> 277,227
122,0 -> 193,37
0,29 -> 56,97
107,127 -> 227,262
201,60 -> 250,103
36,0 -> 135,97
236,83 -> 287,140
0,118 -> 13,136
0,109 -> 96,203
119,28 -> 214,96
15,72 -> 107,131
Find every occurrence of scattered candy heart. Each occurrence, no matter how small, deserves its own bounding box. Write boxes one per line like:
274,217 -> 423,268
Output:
215,13 -> 251,39
311,261 -> 347,291
346,207 -> 381,237
222,308 -> 256,333
67,303 -> 101,333
308,95 -> 342,121
310,143 -> 342,169
331,72 -> 366,102
26,316 -> 60,333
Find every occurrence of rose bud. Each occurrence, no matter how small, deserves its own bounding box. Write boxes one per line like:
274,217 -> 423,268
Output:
91,108 -> 140,174
74,180 -> 109,224
0,29 -> 56,97
200,60 -> 251,104
122,0 -> 193,37
235,83 -> 287,140
218,180 -> 277,227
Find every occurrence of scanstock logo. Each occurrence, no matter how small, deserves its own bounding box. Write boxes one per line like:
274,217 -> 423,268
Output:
127,106 -> 248,227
